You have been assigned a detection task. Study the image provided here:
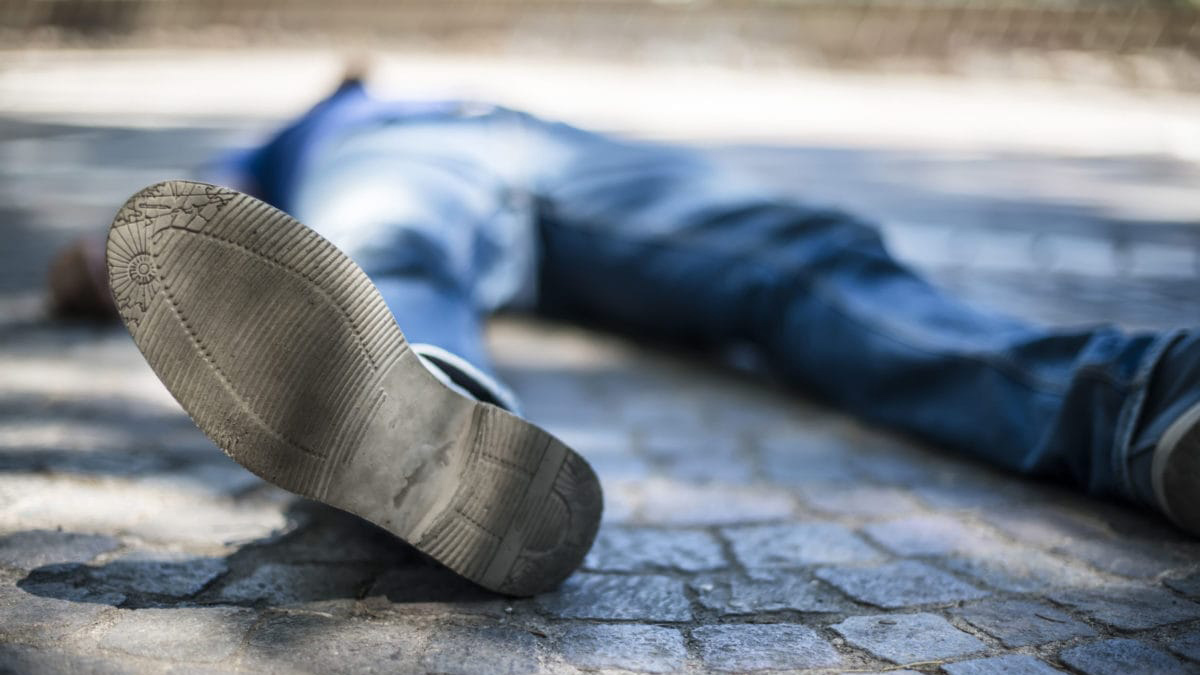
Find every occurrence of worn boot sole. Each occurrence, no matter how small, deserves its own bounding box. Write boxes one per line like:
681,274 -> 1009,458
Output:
105,180 -> 602,595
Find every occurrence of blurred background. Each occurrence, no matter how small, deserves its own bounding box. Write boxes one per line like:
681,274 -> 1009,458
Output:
2,0 -> 1200,331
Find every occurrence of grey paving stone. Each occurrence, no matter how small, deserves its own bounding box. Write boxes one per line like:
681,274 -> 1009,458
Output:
556,624 -> 686,673
940,546 -> 1104,593
723,523 -> 881,568
264,509 -> 414,565
909,478 -> 1019,511
364,565 -> 504,615
1049,586 -> 1200,630
0,644 -> 132,675
1054,535 -> 1194,579
100,552 -> 229,597
0,574 -> 116,643
1166,574 -> 1200,598
583,526 -> 725,573
244,613 -> 427,674
942,654 -> 1065,675
96,607 -> 257,662
421,623 -> 542,675
218,562 -> 376,607
147,458 -> 266,498
0,477 -> 288,548
19,553 -> 227,604
692,571 -> 848,614
832,613 -> 985,664
1059,638 -> 1194,675
693,623 -> 842,672
759,432 -> 868,484
535,573 -> 692,621
954,599 -> 1095,647
635,480 -> 795,525
640,431 -> 754,483
816,561 -> 989,608
585,452 -> 653,483
797,484 -> 922,518
982,508 -> 1191,578
862,515 -> 1004,556
0,529 -> 119,570
1170,629 -> 1200,663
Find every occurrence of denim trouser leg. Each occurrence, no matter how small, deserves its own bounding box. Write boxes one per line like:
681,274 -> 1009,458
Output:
242,85 -> 1181,502
533,139 -> 1179,502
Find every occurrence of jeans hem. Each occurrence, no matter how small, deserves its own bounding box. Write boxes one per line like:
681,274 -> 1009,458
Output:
1111,327 -> 1187,504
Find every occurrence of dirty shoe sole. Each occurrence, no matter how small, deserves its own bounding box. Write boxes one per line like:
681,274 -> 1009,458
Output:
105,180 -> 602,595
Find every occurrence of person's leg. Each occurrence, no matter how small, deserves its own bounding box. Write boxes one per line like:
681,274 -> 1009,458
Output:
229,82 -> 539,410
529,132 -> 1198,511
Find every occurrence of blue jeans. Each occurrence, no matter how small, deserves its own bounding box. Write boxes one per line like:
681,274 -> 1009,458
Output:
228,81 -> 1184,506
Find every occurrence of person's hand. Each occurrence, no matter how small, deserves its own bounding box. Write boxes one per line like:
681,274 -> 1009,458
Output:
47,235 -> 116,319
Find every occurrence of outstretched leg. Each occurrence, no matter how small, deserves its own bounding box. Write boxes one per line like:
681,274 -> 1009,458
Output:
531,134 -> 1199,517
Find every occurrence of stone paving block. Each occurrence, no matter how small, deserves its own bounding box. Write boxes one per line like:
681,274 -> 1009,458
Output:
0,476 -> 287,548
0,644 -> 132,675
1170,629 -> 1200,663
364,565 -> 504,615
265,506 -> 415,565
96,607 -> 257,662
217,562 -> 376,607
940,546 -> 1104,593
1049,586 -> 1200,630
862,515 -> 1005,556
0,529 -> 119,570
1053,535 -> 1194,579
691,571 -> 848,615
981,507 -> 1191,578
953,599 -> 1096,647
0,573 -> 116,643
723,523 -> 882,568
942,654 -> 1065,675
583,526 -> 725,573
1059,638 -> 1194,675
692,623 -> 842,672
1166,574 -> 1200,598
102,551 -> 229,597
244,613 -> 427,674
908,478 -> 1021,512
546,427 -> 632,458
147,458 -> 266,498
615,392 -> 707,429
759,432 -> 868,484
832,613 -> 985,664
555,624 -> 686,673
634,480 -> 795,526
420,623 -> 542,675
20,553 -> 228,604
534,573 -> 692,621
584,452 -> 653,484
599,481 -> 639,524
796,484 -> 922,518
640,430 -> 754,483
816,561 -> 988,608
849,449 -> 944,487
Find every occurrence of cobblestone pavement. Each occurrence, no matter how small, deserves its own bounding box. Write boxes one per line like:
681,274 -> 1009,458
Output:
3,79 -> 1200,673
